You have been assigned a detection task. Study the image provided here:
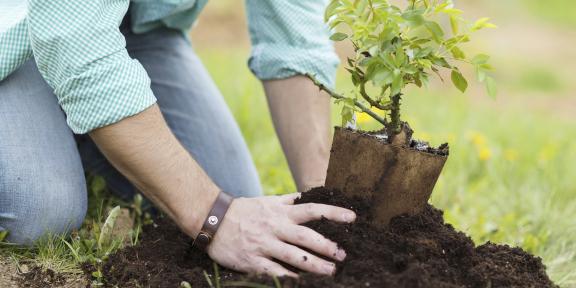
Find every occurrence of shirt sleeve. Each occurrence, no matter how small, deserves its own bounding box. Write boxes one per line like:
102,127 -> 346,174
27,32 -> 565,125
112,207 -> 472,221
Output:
245,0 -> 340,89
27,0 -> 157,134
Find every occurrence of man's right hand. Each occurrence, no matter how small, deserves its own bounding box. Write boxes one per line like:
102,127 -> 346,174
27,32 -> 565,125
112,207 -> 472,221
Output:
89,105 -> 354,277
207,193 -> 356,277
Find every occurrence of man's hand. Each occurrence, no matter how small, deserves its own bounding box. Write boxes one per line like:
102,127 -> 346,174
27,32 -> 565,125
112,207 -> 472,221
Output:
208,193 -> 356,277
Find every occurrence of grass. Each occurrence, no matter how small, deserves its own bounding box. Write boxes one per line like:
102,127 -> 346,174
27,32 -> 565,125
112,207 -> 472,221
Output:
0,175 -> 145,286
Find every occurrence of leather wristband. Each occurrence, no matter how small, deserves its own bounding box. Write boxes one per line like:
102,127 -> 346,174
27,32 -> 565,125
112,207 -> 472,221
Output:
192,191 -> 234,251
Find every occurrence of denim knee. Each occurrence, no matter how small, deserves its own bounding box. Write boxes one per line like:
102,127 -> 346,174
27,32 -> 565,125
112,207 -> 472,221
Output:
0,174 -> 87,246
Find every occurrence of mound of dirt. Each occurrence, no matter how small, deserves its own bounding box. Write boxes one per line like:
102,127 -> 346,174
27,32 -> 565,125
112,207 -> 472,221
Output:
101,187 -> 557,288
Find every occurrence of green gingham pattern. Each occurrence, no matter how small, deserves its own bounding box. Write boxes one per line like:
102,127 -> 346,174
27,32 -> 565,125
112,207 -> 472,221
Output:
0,0 -> 338,134
0,21 -> 33,80
246,0 -> 339,89
0,1 -> 33,80
27,0 -> 157,133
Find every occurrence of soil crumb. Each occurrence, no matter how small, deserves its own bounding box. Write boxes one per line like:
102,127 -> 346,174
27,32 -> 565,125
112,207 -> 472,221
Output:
101,187 -> 557,288
15,264 -> 87,288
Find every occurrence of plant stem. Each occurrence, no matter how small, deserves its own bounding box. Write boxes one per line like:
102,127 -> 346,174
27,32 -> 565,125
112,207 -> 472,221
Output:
389,93 -> 402,134
306,74 -> 388,126
360,82 -> 392,111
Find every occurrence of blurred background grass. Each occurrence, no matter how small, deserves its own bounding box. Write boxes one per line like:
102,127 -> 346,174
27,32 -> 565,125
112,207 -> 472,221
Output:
191,0 -> 576,286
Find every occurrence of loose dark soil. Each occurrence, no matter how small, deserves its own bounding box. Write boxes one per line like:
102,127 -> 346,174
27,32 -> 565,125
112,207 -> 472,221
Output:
101,187 -> 557,288
17,266 -> 66,288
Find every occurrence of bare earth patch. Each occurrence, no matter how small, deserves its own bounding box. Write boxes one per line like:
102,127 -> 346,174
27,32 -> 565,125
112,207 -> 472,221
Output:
0,260 -> 88,288
0,260 -> 19,287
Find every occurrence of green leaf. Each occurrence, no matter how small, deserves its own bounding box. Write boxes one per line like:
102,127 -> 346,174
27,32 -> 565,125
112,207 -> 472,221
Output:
330,32 -> 348,41
391,70 -> 404,95
341,105 -> 355,127
410,38 -> 431,46
378,26 -> 395,44
347,68 -> 362,86
450,16 -> 459,34
0,230 -> 8,242
381,53 -> 396,68
425,21 -> 445,42
417,59 -> 432,69
337,97 -> 357,127
443,8 -> 464,17
475,65 -> 487,82
373,69 -> 393,86
485,76 -> 497,99
415,46 -> 433,58
403,65 -> 419,74
472,54 -> 490,65
434,2 -> 451,13
444,35 -> 471,49
92,270 -> 103,279
451,46 -> 466,59
346,57 -> 355,67
451,70 -> 468,93
479,63 -> 494,71
431,56 -> 451,68
180,281 -> 192,288
325,0 -> 340,22
91,175 -> 106,194
402,9 -> 425,26
329,19 -> 345,29
394,46 -> 407,66
472,17 -> 497,31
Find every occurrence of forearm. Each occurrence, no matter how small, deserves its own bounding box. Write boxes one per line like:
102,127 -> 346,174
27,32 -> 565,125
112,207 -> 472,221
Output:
89,104 -> 219,237
263,76 -> 331,192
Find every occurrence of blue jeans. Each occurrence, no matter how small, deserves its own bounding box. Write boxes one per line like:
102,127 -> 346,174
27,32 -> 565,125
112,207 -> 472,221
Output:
0,25 -> 262,245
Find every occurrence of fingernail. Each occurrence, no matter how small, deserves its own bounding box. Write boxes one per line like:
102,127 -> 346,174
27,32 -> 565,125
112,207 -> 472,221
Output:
323,263 -> 336,275
335,249 -> 346,261
342,212 -> 356,222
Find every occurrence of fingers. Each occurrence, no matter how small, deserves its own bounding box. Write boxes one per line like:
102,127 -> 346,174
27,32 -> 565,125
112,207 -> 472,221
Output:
274,193 -> 302,204
278,225 -> 346,261
266,242 -> 337,276
253,257 -> 298,278
288,203 -> 356,224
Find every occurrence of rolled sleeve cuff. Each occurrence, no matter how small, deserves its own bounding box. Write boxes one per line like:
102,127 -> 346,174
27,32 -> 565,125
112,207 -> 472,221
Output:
248,44 -> 340,89
55,58 -> 157,134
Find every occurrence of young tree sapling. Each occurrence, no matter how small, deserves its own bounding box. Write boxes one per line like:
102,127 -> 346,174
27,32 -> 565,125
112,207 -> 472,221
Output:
310,0 -> 496,144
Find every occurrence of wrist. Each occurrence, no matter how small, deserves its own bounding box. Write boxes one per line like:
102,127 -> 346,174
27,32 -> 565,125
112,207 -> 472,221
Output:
192,191 -> 234,251
165,156 -> 221,238
176,182 -> 220,238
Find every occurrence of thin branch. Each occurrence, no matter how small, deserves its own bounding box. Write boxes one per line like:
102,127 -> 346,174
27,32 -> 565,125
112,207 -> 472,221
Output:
359,82 -> 392,110
431,67 -> 445,82
306,74 -> 388,127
